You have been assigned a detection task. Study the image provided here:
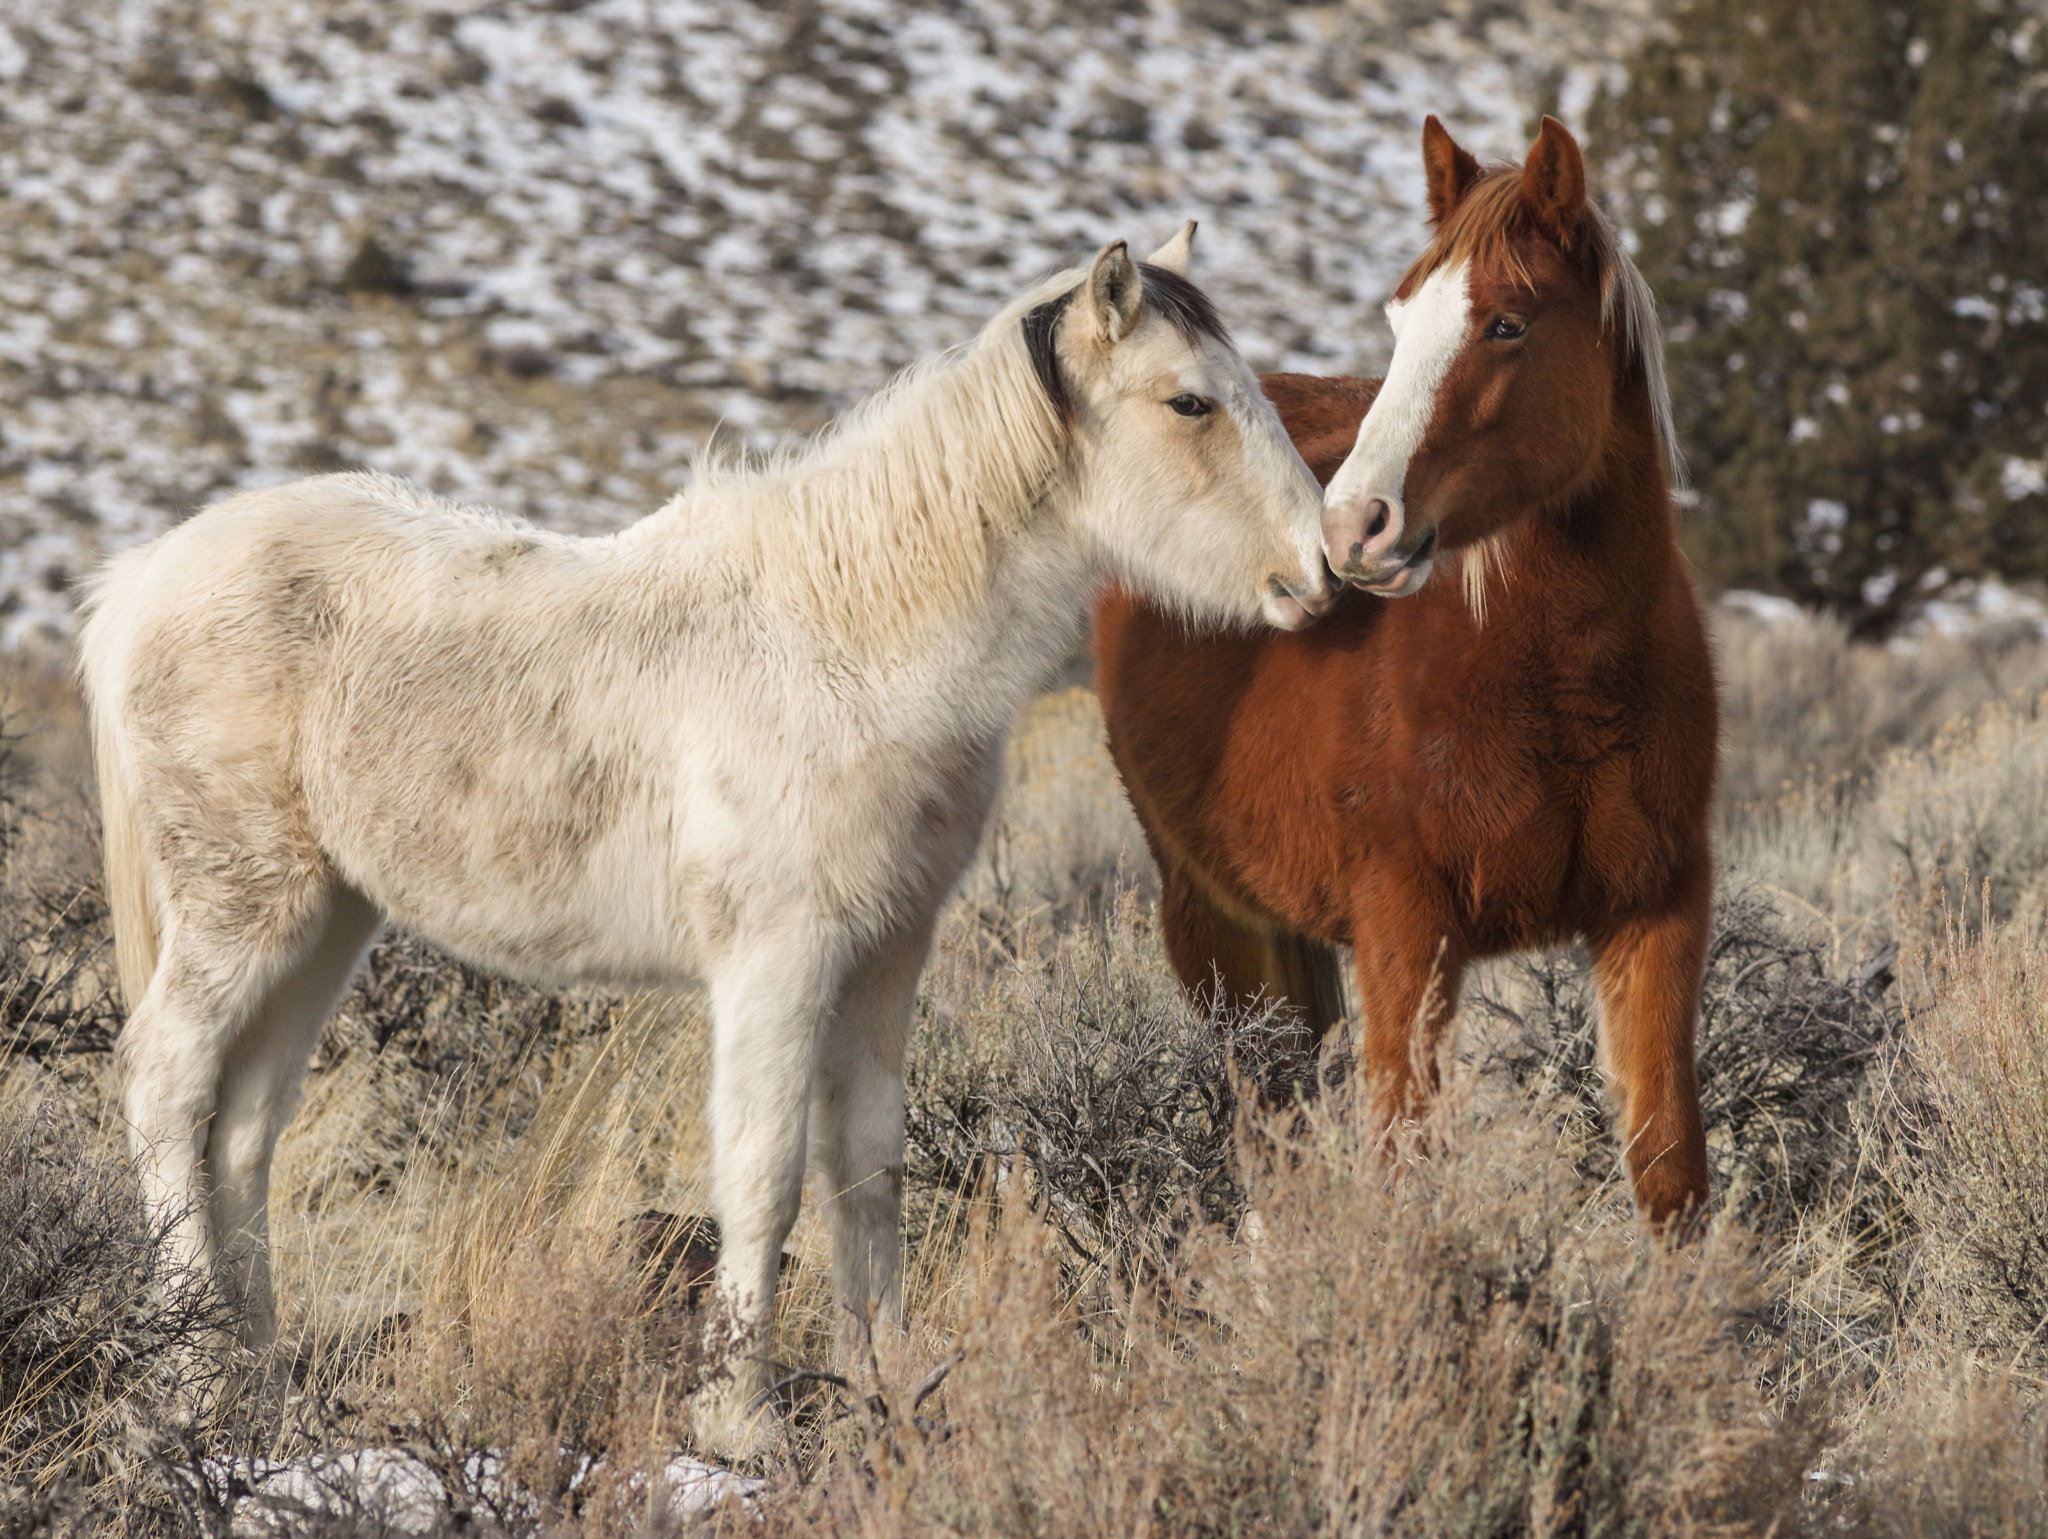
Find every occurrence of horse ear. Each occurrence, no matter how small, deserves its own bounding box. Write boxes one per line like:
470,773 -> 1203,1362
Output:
1078,240 -> 1145,345
1422,116 -> 1482,225
1145,220 -> 1197,276
1519,116 -> 1587,240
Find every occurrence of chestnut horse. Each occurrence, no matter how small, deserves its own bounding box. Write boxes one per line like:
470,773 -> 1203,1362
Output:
1094,117 -> 1716,1229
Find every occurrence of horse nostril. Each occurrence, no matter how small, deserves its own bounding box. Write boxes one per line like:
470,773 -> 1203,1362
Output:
1365,499 -> 1390,540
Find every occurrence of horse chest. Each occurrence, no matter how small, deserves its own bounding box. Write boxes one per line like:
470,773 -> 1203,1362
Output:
1403,675 -> 1667,934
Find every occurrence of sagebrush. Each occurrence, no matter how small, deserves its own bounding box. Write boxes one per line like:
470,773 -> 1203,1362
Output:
4,614 -> 2048,1535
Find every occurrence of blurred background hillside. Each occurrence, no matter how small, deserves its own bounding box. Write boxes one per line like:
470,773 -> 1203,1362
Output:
0,0 -> 1656,660
6,0 -> 2041,658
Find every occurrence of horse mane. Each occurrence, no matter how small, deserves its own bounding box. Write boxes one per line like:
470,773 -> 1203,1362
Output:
690,262 -> 1232,654
688,273 -> 1079,653
1022,263 -> 1229,428
1398,173 -> 1683,491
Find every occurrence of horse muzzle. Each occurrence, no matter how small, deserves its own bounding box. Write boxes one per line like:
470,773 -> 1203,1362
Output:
1261,566 -> 1336,631
1324,487 -> 1416,579
1343,525 -> 1438,596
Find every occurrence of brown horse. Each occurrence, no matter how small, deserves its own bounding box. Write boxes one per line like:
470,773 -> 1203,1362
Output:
1094,117 -> 1716,1229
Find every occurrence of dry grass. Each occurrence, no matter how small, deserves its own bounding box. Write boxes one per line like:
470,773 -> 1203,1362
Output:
1895,919 -> 2048,1387
4,609 -> 2048,1535
0,1101 -> 235,1523
1718,609 -> 2048,945
1715,604 -> 2048,827
757,1102 -> 1820,1538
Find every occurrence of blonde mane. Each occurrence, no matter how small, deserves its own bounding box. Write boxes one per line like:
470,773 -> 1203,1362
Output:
1459,528 -> 1512,627
690,275 -> 1078,654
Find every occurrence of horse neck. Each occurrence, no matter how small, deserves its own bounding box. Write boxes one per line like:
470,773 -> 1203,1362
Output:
1503,364 -> 1680,617
740,336 -> 1083,663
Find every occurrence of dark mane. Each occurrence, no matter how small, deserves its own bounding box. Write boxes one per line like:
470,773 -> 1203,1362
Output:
1021,264 -> 1231,430
1022,286 -> 1078,427
1137,262 -> 1231,347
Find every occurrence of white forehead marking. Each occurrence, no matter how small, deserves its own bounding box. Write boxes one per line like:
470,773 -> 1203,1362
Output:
1330,263 -> 1471,508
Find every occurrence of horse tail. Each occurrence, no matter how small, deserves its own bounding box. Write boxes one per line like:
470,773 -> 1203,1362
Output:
96,725 -> 158,1010
77,557 -> 161,1011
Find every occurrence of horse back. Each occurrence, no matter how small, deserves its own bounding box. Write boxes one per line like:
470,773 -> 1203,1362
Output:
1256,374 -> 1380,486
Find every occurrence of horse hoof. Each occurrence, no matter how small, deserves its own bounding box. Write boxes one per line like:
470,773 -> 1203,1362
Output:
688,1378 -> 781,1464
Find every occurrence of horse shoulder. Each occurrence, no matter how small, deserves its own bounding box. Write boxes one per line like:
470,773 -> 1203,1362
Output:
1515,559 -> 1716,911
1625,572 -> 1721,823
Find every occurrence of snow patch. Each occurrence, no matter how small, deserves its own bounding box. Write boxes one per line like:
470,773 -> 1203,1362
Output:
223,1446 -> 760,1535
0,0 -> 1662,655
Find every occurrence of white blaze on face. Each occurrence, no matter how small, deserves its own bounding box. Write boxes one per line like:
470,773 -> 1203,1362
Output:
1326,262 -> 1472,519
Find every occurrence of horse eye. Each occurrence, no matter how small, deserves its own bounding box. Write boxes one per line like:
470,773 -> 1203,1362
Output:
1485,316 -> 1529,341
1168,394 -> 1211,417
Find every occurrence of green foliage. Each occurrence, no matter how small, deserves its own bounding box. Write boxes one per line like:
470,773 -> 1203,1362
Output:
1599,0 -> 2048,622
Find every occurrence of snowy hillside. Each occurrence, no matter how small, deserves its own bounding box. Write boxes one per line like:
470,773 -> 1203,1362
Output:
0,0 -> 1657,654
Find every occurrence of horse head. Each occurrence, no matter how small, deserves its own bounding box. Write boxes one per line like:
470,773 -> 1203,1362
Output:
1323,116 -> 1673,597
1044,229 -> 1334,629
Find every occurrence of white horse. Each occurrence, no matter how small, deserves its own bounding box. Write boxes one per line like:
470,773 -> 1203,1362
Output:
78,229 -> 1331,1435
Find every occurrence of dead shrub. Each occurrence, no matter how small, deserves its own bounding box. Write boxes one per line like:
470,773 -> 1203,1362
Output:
0,886 -> 120,1069
1739,691 -> 2048,940
1715,605 -> 2048,831
327,927 -> 628,1135
1473,889 -> 1902,1225
1894,919 -> 2048,1383
0,1099 -> 235,1521
0,711 -> 121,1071
360,1229 -> 717,1533
763,1090 -> 1819,1538
1830,1369 -> 2048,1538
905,890 -> 1292,1333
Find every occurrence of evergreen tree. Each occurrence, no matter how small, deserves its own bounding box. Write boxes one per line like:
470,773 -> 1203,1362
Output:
1598,0 -> 2048,624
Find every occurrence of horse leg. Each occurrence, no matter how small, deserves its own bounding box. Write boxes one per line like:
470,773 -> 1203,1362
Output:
1159,855 -> 1344,1095
1588,893 -> 1711,1234
1264,926 -> 1349,1083
699,936 -> 835,1452
117,896 -> 332,1334
205,884 -> 382,1347
117,957 -> 244,1304
1351,893 -> 1465,1133
808,910 -> 936,1362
